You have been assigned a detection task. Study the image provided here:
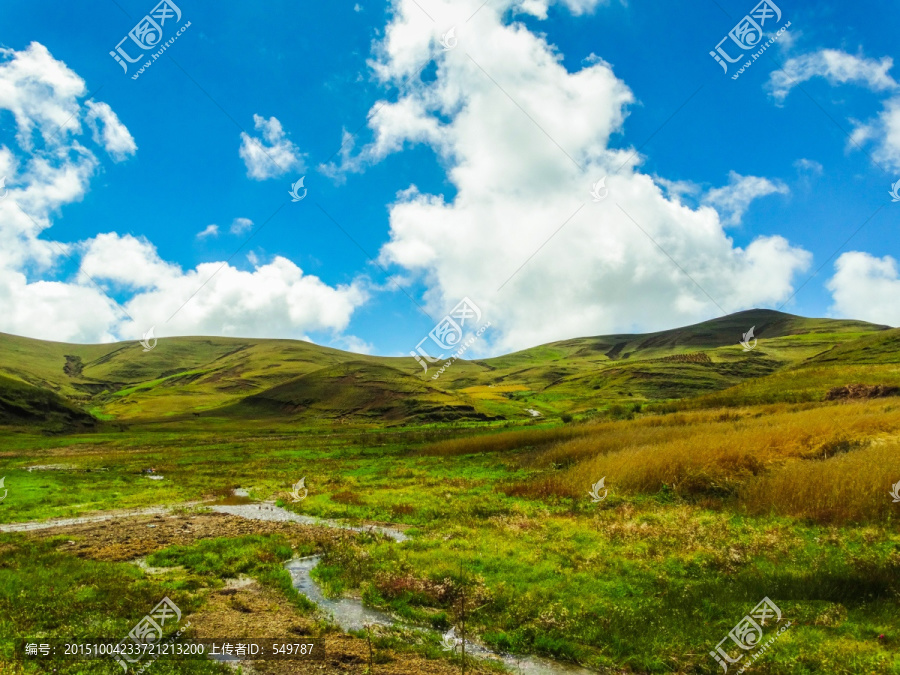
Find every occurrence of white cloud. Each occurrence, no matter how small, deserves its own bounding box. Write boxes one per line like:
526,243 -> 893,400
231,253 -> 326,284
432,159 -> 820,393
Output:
767,49 -> 898,104
793,158 -> 823,175
239,114 -> 306,180
333,0 -> 811,353
107,253 -> 368,342
0,42 -> 133,341
766,47 -> 900,170
336,335 -> 375,354
78,234 -> 368,341
230,217 -> 254,235
0,271 -> 121,343
654,176 -> 702,203
80,233 -> 181,290
702,171 -> 789,226
197,224 -> 219,239
0,42 -> 86,151
850,95 -> 900,170
85,101 -> 137,162
0,44 -> 367,345
827,251 -> 900,326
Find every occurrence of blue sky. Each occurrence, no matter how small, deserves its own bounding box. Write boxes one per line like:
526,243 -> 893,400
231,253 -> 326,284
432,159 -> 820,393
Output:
0,0 -> 897,356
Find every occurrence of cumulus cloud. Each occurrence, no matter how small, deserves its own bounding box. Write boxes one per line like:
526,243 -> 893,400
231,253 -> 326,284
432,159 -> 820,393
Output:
827,251 -> 900,327
332,0 -> 811,353
0,42 -> 86,150
702,171 -> 789,226
85,101 -> 137,162
197,224 -> 219,239
767,48 -> 900,170
0,42 -> 120,341
78,234 -> 368,341
850,95 -> 900,170
0,44 -> 367,344
767,50 -> 897,103
230,217 -> 254,235
239,114 -> 306,180
80,233 -> 181,290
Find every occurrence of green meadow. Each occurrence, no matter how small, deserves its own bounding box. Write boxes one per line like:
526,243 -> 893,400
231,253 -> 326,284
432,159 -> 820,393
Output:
1,309 -> 899,673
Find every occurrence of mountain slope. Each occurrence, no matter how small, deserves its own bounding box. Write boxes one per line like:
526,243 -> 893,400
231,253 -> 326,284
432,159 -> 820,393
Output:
0,310 -> 890,424
0,373 -> 96,430
232,361 -> 498,422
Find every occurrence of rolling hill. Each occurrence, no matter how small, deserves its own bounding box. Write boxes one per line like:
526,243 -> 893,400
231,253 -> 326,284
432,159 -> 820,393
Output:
0,309 -> 890,426
0,372 -> 96,430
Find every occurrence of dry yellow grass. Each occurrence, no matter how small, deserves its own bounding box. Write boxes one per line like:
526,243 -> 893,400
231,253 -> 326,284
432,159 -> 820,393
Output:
459,384 -> 530,402
741,441 -> 900,522
516,400 -> 900,523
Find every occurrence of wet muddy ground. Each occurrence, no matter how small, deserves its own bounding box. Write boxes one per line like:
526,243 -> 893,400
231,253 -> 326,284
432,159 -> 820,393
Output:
18,510 -> 493,674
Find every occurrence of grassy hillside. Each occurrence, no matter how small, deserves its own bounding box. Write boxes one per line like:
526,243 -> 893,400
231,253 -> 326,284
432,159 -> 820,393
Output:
232,361 -> 499,422
0,373 -> 96,431
0,309 -> 889,425
661,328 -> 900,411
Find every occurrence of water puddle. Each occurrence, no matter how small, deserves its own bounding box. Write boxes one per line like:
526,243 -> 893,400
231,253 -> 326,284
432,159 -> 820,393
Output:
283,556 -> 597,675
214,495 -> 254,505
208,501 -> 407,542
285,556 -> 395,631
213,492 -> 593,673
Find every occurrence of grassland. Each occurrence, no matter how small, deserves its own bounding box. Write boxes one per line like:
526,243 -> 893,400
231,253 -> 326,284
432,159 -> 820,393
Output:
0,311 -> 898,673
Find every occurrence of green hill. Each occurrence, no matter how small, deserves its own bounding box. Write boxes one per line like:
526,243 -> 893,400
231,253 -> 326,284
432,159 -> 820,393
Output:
233,361 -> 497,422
0,373 -> 96,430
0,309 -> 889,424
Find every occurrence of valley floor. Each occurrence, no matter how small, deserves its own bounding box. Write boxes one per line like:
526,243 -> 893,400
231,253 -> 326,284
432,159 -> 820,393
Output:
1,400 -> 899,674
